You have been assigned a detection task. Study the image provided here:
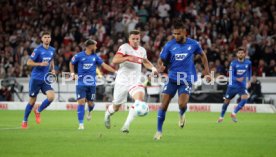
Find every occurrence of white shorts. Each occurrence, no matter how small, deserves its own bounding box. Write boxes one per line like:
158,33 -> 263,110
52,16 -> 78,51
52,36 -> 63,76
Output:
112,83 -> 145,105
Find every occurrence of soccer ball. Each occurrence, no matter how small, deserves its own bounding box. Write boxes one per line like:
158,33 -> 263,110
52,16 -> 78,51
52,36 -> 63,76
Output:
133,101 -> 149,117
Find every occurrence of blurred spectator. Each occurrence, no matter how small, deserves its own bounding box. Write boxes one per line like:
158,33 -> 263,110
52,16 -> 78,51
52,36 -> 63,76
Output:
248,75 -> 262,103
0,0 -> 275,79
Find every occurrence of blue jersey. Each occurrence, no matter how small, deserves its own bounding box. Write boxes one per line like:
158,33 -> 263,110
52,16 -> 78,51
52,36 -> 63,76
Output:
71,51 -> 103,86
30,44 -> 55,80
228,59 -> 252,88
160,38 -> 203,84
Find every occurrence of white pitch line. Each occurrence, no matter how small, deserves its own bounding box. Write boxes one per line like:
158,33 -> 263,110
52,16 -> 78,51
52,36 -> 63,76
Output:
0,127 -> 21,131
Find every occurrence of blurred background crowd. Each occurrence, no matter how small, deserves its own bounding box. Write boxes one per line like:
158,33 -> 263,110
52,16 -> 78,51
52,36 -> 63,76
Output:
0,0 -> 275,79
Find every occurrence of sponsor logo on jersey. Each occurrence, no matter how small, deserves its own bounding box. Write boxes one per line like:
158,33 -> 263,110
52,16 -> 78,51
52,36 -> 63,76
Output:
175,53 -> 188,61
43,57 -> 51,62
83,64 -> 93,69
237,69 -> 246,75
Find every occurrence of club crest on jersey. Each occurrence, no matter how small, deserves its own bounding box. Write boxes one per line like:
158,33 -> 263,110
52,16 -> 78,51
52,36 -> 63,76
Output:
31,52 -> 35,57
83,64 -> 93,69
188,46 -> 192,50
175,53 -> 188,61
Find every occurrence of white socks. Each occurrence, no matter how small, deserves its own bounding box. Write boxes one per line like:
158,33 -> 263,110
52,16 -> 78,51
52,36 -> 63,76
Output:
122,101 -> 138,129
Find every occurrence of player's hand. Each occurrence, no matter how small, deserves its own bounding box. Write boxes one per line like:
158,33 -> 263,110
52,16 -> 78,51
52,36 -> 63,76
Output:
236,77 -> 244,82
151,67 -> 158,76
40,62 -> 49,66
51,69 -> 56,75
71,73 -> 76,80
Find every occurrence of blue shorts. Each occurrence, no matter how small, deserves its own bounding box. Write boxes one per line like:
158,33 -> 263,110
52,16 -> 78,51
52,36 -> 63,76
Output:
76,85 -> 96,101
162,79 -> 192,97
29,79 -> 53,97
224,86 -> 248,99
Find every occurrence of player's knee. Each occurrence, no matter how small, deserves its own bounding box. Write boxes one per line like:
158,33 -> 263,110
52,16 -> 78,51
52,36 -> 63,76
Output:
47,94 -> 55,101
224,99 -> 230,104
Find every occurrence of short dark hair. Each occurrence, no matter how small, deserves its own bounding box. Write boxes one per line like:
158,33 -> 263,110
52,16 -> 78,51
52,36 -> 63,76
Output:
129,30 -> 140,37
236,47 -> 245,53
84,39 -> 97,47
41,31 -> 51,36
173,19 -> 186,30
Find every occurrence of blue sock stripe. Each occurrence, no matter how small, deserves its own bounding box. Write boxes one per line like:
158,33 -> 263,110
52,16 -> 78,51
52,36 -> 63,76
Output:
78,105 -> 85,124
23,103 -> 33,121
157,109 -> 166,132
234,99 -> 247,114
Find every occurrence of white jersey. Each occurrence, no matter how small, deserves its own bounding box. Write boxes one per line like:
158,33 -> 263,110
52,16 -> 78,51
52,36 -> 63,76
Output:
115,43 -> 147,86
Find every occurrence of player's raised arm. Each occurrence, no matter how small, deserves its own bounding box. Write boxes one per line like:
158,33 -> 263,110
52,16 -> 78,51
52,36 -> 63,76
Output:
101,63 -> 116,73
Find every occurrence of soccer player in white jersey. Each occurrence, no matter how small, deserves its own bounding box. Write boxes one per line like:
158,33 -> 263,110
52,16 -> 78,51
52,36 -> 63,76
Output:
104,30 -> 158,133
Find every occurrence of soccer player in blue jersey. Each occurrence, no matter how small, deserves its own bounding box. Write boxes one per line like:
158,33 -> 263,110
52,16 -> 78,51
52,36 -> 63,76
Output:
21,32 -> 56,129
154,20 -> 210,140
69,39 -> 116,130
217,47 -> 252,123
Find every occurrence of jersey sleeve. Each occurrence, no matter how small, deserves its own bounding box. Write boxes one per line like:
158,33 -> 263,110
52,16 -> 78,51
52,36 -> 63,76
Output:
194,42 -> 203,55
96,55 -> 104,66
71,54 -> 79,65
30,48 -> 40,61
160,43 -> 170,62
116,44 -> 127,55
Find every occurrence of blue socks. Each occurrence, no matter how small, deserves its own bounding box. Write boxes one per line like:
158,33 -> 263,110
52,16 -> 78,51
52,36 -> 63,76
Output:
179,105 -> 187,117
157,109 -> 166,132
38,99 -> 52,112
234,99 -> 247,114
23,103 -> 33,122
88,105 -> 94,112
220,103 -> 229,118
77,105 -> 85,124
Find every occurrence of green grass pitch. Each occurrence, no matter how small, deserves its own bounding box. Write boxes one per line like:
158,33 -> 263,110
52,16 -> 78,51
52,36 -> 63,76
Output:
0,110 -> 275,157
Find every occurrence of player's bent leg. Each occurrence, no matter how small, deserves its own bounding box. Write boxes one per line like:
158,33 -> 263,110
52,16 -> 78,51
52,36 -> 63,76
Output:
178,93 -> 189,128
38,90 -> 55,112
232,94 -> 248,123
